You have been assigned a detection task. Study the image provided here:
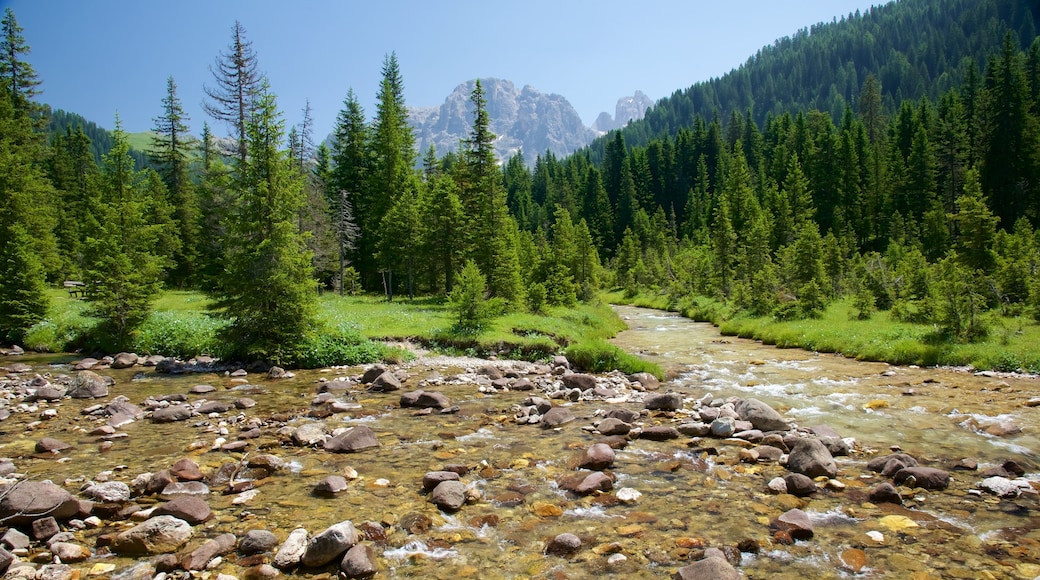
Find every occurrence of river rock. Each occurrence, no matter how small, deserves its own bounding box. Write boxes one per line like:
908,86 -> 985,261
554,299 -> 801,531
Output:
35,437 -> 72,453
155,496 -> 212,524
786,438 -> 837,478
369,371 -> 401,392
541,406 -> 575,428
751,445 -> 784,462
239,529 -> 279,555
767,477 -> 788,494
578,443 -> 615,470
562,373 -> 597,391
197,400 -> 231,414
0,481 -> 80,525
607,408 -> 641,423
170,458 -> 205,481
430,480 -> 467,511
673,555 -> 741,580
2,528 -> 30,550
340,543 -> 378,577
83,481 -> 131,503
273,528 -> 309,569
771,508 -> 814,540
868,482 -> 903,504
107,398 -> 144,419
400,390 -> 451,409
31,516 -> 60,540
641,426 -> 681,440
152,405 -> 193,423
645,392 -> 683,411
35,564 -> 76,580
893,466 -> 951,490
628,372 -> 660,390
736,398 -> 790,431
301,521 -> 358,568
161,481 -> 210,495
66,370 -> 109,398
575,471 -> 613,495
783,473 -> 817,496
315,475 -> 349,495
545,533 -> 581,556
31,385 -> 64,402
324,425 -> 379,453
51,541 -> 91,563
293,422 -> 327,446
422,471 -> 460,492
597,417 -> 632,436
110,353 -> 138,369
182,533 -> 236,570
709,417 -> 736,438
111,515 -> 193,555
677,422 -> 710,436
867,453 -> 919,476
978,476 -> 1034,497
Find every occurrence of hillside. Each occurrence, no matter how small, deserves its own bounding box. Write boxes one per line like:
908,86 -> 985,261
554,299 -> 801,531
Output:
592,0 -> 1039,156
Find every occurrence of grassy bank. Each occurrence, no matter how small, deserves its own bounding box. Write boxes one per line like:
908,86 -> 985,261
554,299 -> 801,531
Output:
606,290 -> 1040,373
22,289 -> 661,376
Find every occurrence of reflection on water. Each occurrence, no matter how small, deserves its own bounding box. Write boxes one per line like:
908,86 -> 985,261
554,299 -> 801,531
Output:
0,306 -> 1038,578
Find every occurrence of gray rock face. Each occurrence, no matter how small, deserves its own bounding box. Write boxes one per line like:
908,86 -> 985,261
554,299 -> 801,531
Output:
111,515 -> 193,555
561,373 -> 597,391
786,438 -> 837,478
293,422 -> 327,446
369,371 -> 401,392
83,481 -> 131,503
409,78 -> 599,166
301,521 -> 358,568
578,443 -> 615,470
736,398 -> 790,432
324,426 -> 379,453
598,417 -> 632,436
592,91 -> 653,133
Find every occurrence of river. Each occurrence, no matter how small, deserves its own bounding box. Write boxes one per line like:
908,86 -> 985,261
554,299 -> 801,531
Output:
0,306 -> 1037,579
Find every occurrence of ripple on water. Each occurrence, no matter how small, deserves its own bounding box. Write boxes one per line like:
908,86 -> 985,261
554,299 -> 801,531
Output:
384,540 -> 459,561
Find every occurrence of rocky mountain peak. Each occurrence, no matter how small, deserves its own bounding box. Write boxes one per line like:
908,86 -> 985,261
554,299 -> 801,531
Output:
591,90 -> 653,133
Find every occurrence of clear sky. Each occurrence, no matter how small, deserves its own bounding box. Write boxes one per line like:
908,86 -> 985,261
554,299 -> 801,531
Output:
4,0 -> 882,141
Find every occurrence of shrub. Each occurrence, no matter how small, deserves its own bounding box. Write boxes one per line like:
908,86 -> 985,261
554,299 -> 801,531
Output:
564,339 -> 663,379
297,324 -> 388,368
450,260 -> 490,328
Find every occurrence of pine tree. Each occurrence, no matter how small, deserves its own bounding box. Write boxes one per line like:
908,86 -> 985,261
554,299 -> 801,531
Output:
420,173 -> 464,293
330,88 -> 369,289
0,84 -> 51,342
84,118 -> 164,350
951,168 -> 999,274
213,81 -> 317,363
151,76 -> 199,286
203,20 -> 261,165
0,8 -> 41,111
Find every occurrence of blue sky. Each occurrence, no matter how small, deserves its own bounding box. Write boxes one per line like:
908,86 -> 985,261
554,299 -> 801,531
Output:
5,0 -> 881,140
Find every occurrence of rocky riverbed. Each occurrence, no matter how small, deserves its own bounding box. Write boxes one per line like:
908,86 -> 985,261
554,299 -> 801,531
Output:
1,329 -> 1039,579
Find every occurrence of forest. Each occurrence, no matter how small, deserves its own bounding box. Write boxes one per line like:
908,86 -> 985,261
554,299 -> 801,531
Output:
1,0 -> 1040,369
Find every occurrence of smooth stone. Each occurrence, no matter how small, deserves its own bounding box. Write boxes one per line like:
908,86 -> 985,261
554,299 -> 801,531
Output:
35,437 -> 72,453
578,443 -> 616,470
111,515 -> 193,555
239,529 -> 279,556
315,475 -> 349,495
892,466 -> 951,490
293,423 -> 327,446
641,426 -> 681,440
868,482 -> 903,504
786,438 -> 837,478
421,471 -> 460,492
0,481 -> 80,525
324,425 -> 379,453
182,533 -> 236,570
66,370 -> 109,398
339,543 -> 378,577
673,555 -> 740,580
545,533 -> 581,556
597,417 -> 632,436
301,521 -> 358,568
83,481 -> 131,503
430,480 -> 467,511
771,508 -> 814,540
155,496 -> 212,524
735,398 -> 789,431
541,406 -> 575,428
783,473 -> 817,496
273,528 -> 309,570
644,392 -> 683,411
152,405 -> 193,423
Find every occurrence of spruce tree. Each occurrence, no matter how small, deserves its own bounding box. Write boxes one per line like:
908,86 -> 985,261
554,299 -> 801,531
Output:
213,81 -> 317,363
203,20 -> 261,166
0,8 -> 41,111
330,88 -> 368,291
151,76 -> 199,286
84,119 -> 164,351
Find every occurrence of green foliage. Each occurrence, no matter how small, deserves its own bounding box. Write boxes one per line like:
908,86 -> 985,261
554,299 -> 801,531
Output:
527,282 -> 547,314
296,322 -> 390,368
133,311 -> 228,358
930,255 -> 990,342
564,338 -> 663,379
449,260 -> 489,329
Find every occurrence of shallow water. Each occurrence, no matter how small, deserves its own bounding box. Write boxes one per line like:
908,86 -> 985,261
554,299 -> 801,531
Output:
0,307 -> 1039,579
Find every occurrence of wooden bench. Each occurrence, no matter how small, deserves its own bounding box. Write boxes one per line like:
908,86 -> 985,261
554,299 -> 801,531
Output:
63,280 -> 86,298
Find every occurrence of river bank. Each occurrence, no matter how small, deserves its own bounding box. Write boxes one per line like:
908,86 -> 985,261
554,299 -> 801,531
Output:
0,306 -> 1038,579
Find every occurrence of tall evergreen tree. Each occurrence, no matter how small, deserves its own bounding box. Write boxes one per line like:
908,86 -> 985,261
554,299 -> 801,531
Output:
151,76 -> 199,286
203,20 -> 261,165
0,8 -> 41,111
330,88 -> 369,288
84,118 -> 164,350
213,81 -> 317,363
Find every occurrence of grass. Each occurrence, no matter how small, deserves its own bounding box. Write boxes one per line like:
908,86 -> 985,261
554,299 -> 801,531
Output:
125,131 -> 159,154
22,288 -> 657,373
609,290 -> 1040,373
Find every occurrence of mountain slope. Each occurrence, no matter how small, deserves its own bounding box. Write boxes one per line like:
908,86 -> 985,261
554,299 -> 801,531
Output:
596,0 -> 1039,155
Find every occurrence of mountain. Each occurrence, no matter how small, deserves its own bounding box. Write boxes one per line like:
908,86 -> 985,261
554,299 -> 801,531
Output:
591,91 -> 653,133
411,79 -> 642,166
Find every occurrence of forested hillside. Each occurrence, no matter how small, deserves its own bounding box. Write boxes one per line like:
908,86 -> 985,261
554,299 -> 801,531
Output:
46,108 -> 151,168
598,0 -> 1039,154
2,0 -> 1040,368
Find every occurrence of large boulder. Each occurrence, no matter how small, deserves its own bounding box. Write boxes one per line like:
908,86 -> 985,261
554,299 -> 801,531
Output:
369,371 -> 401,392
301,521 -> 358,568
541,406 -> 575,428
273,528 -> 309,570
893,466 -> 951,490
430,480 -> 467,511
735,398 -> 789,432
66,370 -> 110,399
786,438 -> 837,478
110,352 -> 139,369
324,426 -> 379,453
577,443 -> 615,470
110,515 -> 193,555
561,373 -> 597,391
0,481 -> 80,525
644,392 -> 683,411
155,496 -> 212,524
340,543 -> 378,577
152,405 -> 193,423
771,508 -> 814,540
